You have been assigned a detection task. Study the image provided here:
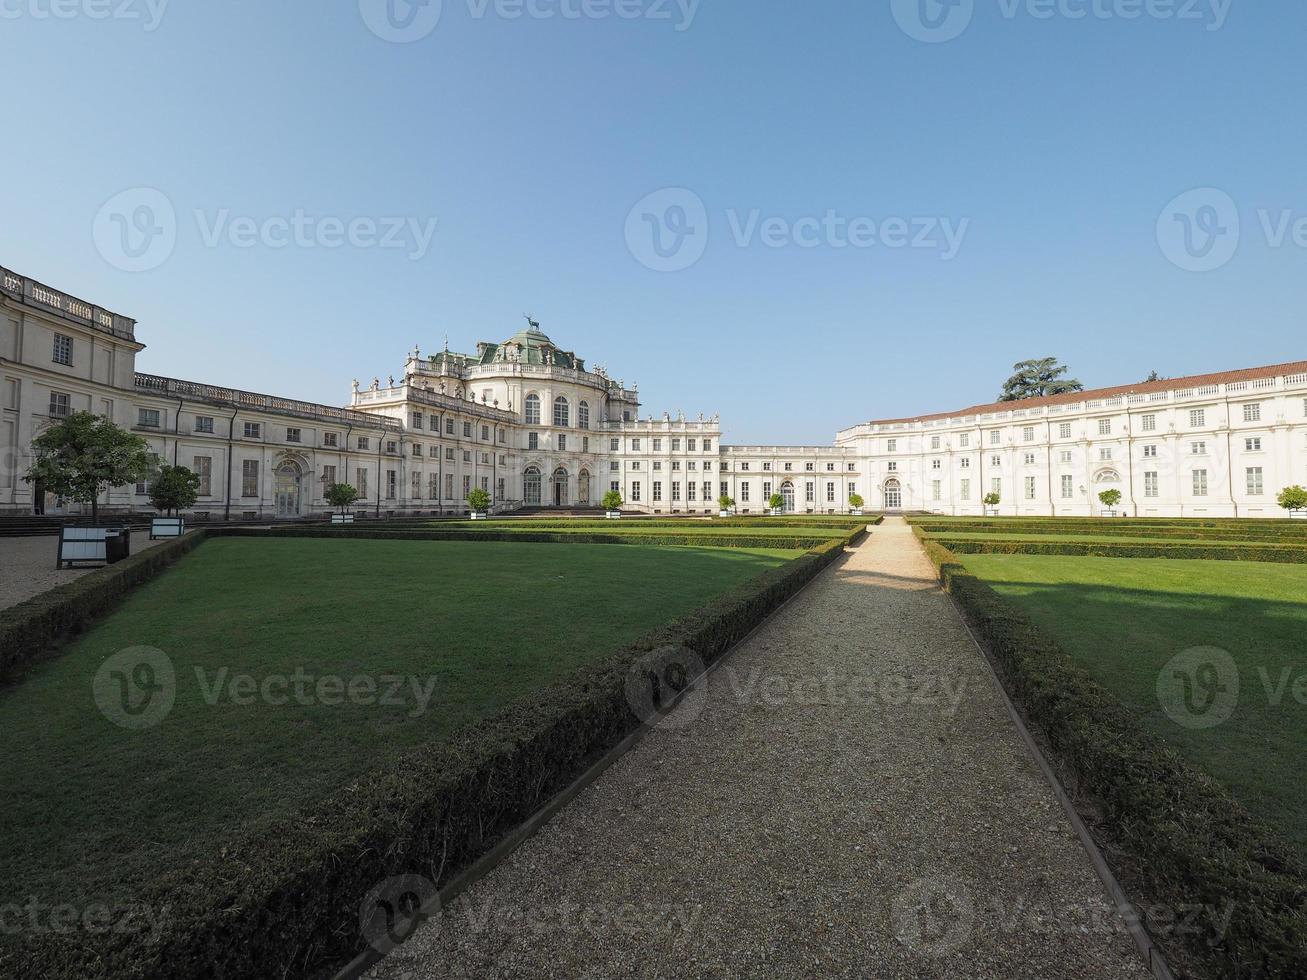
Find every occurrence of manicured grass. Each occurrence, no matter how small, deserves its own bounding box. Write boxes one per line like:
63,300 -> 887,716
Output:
0,537 -> 793,916
925,531 -> 1307,549
960,553 -> 1307,855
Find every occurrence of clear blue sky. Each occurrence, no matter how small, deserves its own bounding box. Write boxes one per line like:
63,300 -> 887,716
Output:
2,1 -> 1303,443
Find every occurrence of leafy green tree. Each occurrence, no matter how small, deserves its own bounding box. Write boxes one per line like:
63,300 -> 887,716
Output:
1098,488 -> 1123,511
998,358 -> 1084,402
848,493 -> 864,510
23,411 -> 151,522
466,486 -> 491,513
718,494 -> 735,512
1278,485 -> 1307,513
602,489 -> 623,511
325,482 -> 360,514
768,492 -> 784,512
983,492 -> 1001,507
149,464 -> 200,516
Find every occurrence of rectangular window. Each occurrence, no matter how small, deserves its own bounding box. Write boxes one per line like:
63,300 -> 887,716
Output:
1061,475 -> 1073,499
446,447 -> 455,461
653,481 -> 662,502
428,473 -> 439,500
1023,453 -> 1035,465
826,482 -> 835,502
991,477 -> 1002,496
1143,445 -> 1158,458
357,468 -> 369,499
960,478 -> 970,499
558,435 -> 567,451
687,438 -> 696,451
52,333 -> 73,365
990,430 -> 1001,445
960,433 -> 970,448
990,455 -> 1000,467
1243,403 -> 1261,423
1099,448 -> 1112,461
528,432 -> 539,450
1144,471 -> 1158,498
886,439 -> 897,453
932,480 -> 942,501
1097,418 -> 1111,435
610,438 -> 619,451
631,481 -> 642,502
445,473 -> 454,499
358,436 -> 369,450
1189,409 -> 1206,428
1025,476 -> 1036,500
653,438 -> 662,451
1059,450 -> 1073,464
481,425 -> 489,440
323,432 -> 338,447
192,456 -> 212,496
686,482 -> 696,501
740,483 -> 749,502
1245,437 -> 1262,452
244,422 -> 262,439
960,457 -> 971,468
49,391 -> 71,417
805,481 -> 814,503
446,418 -> 455,435
1141,414 -> 1156,432
323,465 -> 337,492
192,416 -> 214,434
703,440 -> 712,452
496,478 -> 505,501
1191,441 -> 1207,455
411,472 -> 421,499
931,436 -> 940,450
138,407 -> 160,427
1246,467 -> 1264,495
410,412 -> 423,429
462,475 -> 471,497
1192,469 -> 1208,496
463,421 -> 472,438
672,482 -> 681,502
286,427 -> 301,443
386,470 -> 397,499
933,459 -> 943,469
672,439 -> 681,452
242,459 -> 259,497
1058,423 -> 1071,439
1023,426 -> 1035,442
411,443 -> 422,456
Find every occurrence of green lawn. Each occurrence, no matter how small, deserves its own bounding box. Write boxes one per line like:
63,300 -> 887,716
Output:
926,531 -> 1307,549
960,553 -> 1307,854
0,537 -> 792,914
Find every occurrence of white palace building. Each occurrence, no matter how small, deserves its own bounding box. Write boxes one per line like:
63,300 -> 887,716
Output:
2,264 -> 1306,520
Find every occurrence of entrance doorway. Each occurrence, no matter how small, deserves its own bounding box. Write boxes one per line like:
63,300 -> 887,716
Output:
274,462 -> 302,517
551,468 -> 568,507
524,466 -> 542,506
780,481 -> 795,513
884,478 -> 902,510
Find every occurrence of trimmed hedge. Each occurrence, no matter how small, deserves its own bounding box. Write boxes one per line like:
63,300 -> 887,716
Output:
0,531 -> 208,682
920,537 -> 1307,979
912,521 -> 1307,543
5,534 -> 858,978
922,534 -> 1307,565
208,526 -> 862,551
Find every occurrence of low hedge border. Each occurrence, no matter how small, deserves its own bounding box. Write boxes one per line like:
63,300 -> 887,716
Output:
921,534 -> 1307,564
6,534 -> 858,978
0,530 -> 209,683
919,536 -> 1307,979
911,522 -> 1307,543
207,526 -> 861,551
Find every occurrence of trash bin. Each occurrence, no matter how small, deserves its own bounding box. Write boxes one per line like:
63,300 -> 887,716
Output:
104,528 -> 130,564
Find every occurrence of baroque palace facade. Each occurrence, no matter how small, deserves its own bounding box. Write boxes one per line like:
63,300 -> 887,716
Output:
2,263 -> 1305,519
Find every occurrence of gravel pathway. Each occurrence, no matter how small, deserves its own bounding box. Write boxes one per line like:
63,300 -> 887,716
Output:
368,519 -> 1149,980
0,532 -> 168,611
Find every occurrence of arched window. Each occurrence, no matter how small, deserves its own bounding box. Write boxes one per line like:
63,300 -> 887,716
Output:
553,396 -> 569,428
524,466 -> 542,506
524,393 -> 540,425
578,401 -> 590,430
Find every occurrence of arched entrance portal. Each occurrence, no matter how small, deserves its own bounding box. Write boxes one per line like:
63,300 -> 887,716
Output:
524,466 -> 542,506
274,461 -> 303,518
883,478 -> 902,511
779,480 -> 795,513
551,467 -> 569,507
578,469 -> 591,506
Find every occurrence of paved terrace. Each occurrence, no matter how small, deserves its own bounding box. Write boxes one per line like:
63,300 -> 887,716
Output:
371,519 -> 1149,979
0,533 -> 168,612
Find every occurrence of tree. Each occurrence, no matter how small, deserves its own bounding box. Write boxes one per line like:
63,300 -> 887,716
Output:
23,412 -> 151,522
149,464 -> 200,516
602,489 -> 623,511
983,492 -> 1001,507
466,486 -> 491,514
998,358 -> 1084,402
848,493 -> 864,510
1098,488 -> 1123,511
718,493 -> 735,512
1143,370 -> 1164,383
325,482 -> 360,514
768,492 -> 784,512
1278,485 -> 1307,513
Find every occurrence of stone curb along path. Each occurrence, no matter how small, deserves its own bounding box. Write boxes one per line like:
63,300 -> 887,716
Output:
367,519 -> 1151,979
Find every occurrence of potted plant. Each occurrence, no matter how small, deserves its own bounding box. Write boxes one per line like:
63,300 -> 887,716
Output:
325,482 -> 360,523
768,492 -> 784,516
982,491 -> 1001,517
602,489 -> 623,519
1098,488 -> 1122,517
148,464 -> 200,538
848,492 -> 864,516
467,486 -> 491,520
1278,485 -> 1307,519
718,493 -> 735,517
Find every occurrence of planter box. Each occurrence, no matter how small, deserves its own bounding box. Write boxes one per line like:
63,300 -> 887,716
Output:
469,512 -> 488,521
719,510 -> 732,518
605,511 -> 622,520
1101,509 -> 1119,518
985,508 -> 1000,517
850,509 -> 863,516
57,526 -> 128,569
330,514 -> 355,525
150,517 -> 185,539
769,508 -> 783,516
1290,510 -> 1306,520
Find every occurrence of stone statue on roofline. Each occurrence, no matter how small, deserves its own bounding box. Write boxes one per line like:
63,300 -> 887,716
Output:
352,379 -> 360,394
370,377 -> 380,391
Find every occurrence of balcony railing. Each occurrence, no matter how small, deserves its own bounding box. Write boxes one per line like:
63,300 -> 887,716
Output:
1,265 -> 137,340
135,373 -> 402,430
